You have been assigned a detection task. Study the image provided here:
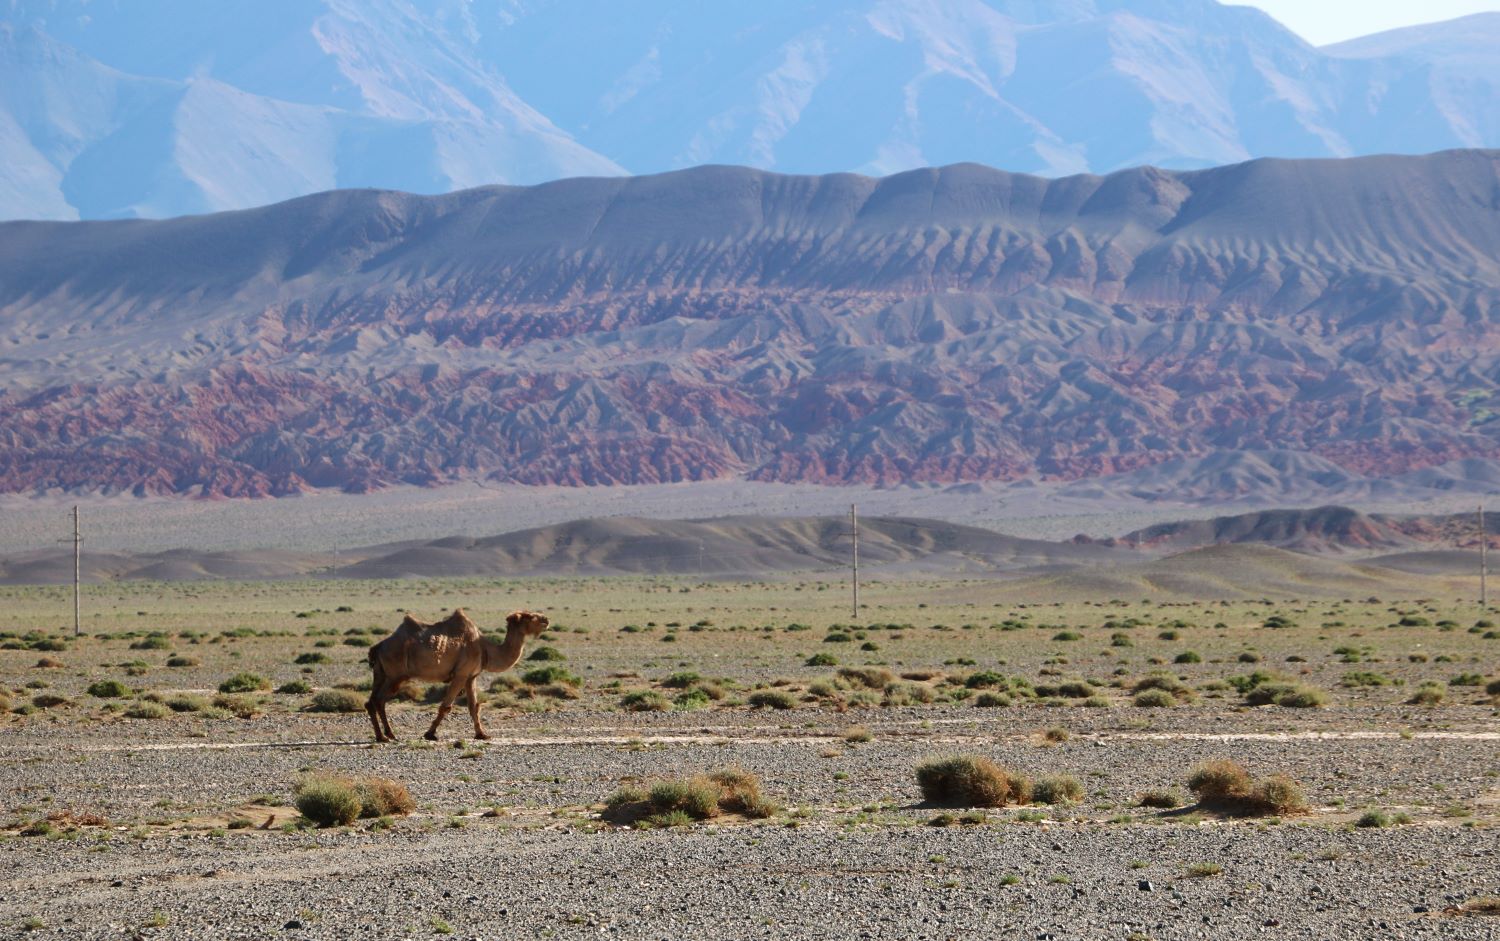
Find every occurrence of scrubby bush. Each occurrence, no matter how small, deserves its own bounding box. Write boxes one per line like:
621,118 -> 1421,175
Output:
1244,682 -> 1327,708
747,690 -> 796,710
963,671 -> 1007,689
883,682 -> 936,706
1174,651 -> 1202,664
661,672 -> 701,689
165,694 -> 207,713
915,756 -> 1030,808
211,694 -> 262,718
620,690 -> 669,712
605,767 -> 776,827
277,680 -> 312,695
86,680 -> 129,699
838,667 -> 894,690
1133,689 -> 1176,708
1407,683 -> 1446,706
805,653 -> 838,667
124,700 -> 170,719
1486,678 -> 1500,697
294,652 -> 329,665
1133,674 -> 1196,703
306,689 -> 365,713
526,646 -> 566,662
1033,774 -> 1084,805
842,725 -> 873,743
1187,759 -> 1308,816
973,692 -> 1012,708
218,673 -> 270,694
295,776 -> 361,827
31,693 -> 70,708
355,777 -> 414,817
521,666 -> 579,687
166,656 -> 199,668
1137,790 -> 1182,809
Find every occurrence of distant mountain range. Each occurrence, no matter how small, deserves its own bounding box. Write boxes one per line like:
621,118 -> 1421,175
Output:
2,0 -> 1499,220
1,150 -> 1497,497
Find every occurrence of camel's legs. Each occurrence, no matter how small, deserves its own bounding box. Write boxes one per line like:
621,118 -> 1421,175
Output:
425,676 -> 466,741
466,675 -> 489,740
366,675 -> 403,743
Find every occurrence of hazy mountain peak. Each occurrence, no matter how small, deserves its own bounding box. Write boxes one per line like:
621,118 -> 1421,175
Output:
2,1 -> 1498,219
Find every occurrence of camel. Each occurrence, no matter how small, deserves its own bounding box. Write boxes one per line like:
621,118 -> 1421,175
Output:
365,608 -> 549,743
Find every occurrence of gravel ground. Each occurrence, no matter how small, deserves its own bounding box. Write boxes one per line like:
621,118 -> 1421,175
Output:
2,707 -> 1497,940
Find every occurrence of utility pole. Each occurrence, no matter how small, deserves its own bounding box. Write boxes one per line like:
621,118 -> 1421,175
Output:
72,505 -> 81,637
850,504 -> 860,622
1481,503 -> 1488,610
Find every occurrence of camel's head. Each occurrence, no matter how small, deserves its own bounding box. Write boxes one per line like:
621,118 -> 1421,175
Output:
506,610 -> 550,638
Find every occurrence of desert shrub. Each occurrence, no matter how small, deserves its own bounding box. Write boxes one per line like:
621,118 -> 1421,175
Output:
648,778 -> 721,819
1173,651 -> 1202,664
1137,790 -> 1182,809
0,694 -> 10,714
973,692 -> 1012,708
1341,672 -> 1392,688
1033,774 -> 1084,805
707,767 -> 777,818
747,690 -> 796,710
31,693 -> 70,708
1133,689 -> 1176,708
130,635 -> 172,650
1187,760 -> 1307,816
526,646 -> 566,662
1397,615 -> 1430,627
662,672 -> 701,688
1054,681 -> 1095,699
1041,726 -> 1070,744
883,682 -> 936,706
86,680 -> 129,699
1486,678 -> 1500,697
355,777 -> 414,817
537,682 -> 580,700
218,673 -> 270,694
1185,862 -> 1223,878
165,694 -> 207,713
805,653 -> 837,667
1237,651 -> 1261,663
1356,810 -> 1390,828
294,652 -> 329,665
1406,683 -> 1446,706
1449,673 -> 1484,687
1052,631 -> 1081,641
823,632 -> 852,643
277,680 -> 312,695
124,700 -> 170,719
1245,682 -> 1326,708
620,690 -> 669,712
295,777 -> 362,827
521,666 -> 579,687
915,756 -> 1030,808
842,725 -> 872,743
166,656 -> 199,668
838,667 -> 894,690
306,690 -> 365,713
673,688 -> 711,710
212,694 -> 262,718
1187,759 -> 1254,805
34,657 -> 64,668
963,671 -> 1007,689
1133,674 -> 1196,702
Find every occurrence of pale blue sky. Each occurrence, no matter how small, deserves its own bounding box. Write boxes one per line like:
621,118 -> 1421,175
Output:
1237,0 -> 1500,45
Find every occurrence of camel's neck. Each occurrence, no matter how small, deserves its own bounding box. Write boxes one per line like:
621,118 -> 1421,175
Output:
481,629 -> 528,673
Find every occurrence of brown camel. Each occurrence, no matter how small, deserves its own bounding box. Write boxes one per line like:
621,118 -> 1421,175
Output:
365,608 -> 549,743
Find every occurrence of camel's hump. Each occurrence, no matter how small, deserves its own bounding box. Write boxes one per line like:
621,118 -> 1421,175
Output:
396,609 -> 481,642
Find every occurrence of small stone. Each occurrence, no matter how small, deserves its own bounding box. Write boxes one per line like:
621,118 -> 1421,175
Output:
1138,880 -> 1154,892
284,920 -> 303,930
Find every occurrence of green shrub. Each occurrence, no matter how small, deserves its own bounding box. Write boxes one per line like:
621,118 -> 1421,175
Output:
1406,683 -> 1446,706
1174,651 -> 1202,664
31,693 -> 70,708
277,680 -> 312,695
620,690 -> 669,712
883,682 -> 935,706
123,700 -> 169,719
294,652 -> 329,665
165,656 -> 199,668
1133,674 -> 1196,702
648,778 -> 720,819
973,692 -> 1012,708
211,694 -> 262,718
1137,790 -> 1182,809
673,688 -> 712,710
1449,673 -> 1484,687
915,756 -> 1030,808
805,653 -> 838,667
963,671 -> 1007,689
838,667 -> 894,689
295,777 -> 361,827
1356,810 -> 1390,828
662,672 -> 702,688
306,689 -> 365,713
86,680 -> 129,699
1187,759 -> 1253,805
1486,678 -> 1500,697
521,666 -> 580,687
1187,760 -> 1307,816
1133,689 -> 1176,708
218,673 -> 270,694
747,690 -> 796,710
526,646 -> 566,662
1033,774 -> 1084,805
130,635 -> 172,650
1245,682 -> 1327,708
165,694 -> 207,713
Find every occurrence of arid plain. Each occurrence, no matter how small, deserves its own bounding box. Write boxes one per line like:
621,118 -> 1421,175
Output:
1,568 -> 1496,939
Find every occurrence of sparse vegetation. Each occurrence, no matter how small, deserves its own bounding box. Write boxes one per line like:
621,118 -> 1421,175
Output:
915,756 -> 1031,808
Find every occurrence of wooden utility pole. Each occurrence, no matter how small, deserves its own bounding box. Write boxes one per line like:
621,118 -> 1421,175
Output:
72,505 -> 81,637
1481,503 -> 1488,610
850,504 -> 860,622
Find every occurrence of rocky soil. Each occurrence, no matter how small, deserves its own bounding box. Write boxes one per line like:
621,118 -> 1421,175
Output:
2,707 -> 1496,940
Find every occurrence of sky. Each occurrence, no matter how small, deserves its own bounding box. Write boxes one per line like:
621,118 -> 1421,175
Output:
1237,0 -> 1500,45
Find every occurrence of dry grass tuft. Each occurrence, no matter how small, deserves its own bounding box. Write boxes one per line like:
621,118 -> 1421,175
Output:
915,755 -> 1030,808
295,773 -> 414,827
605,767 -> 777,827
1187,759 -> 1308,816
